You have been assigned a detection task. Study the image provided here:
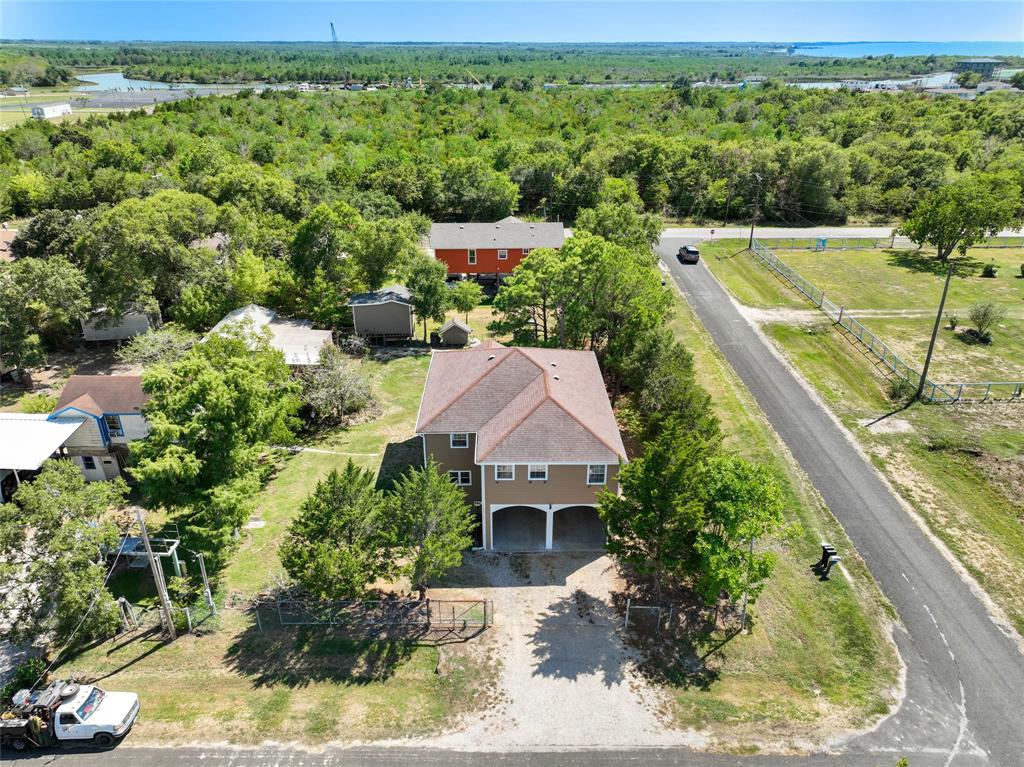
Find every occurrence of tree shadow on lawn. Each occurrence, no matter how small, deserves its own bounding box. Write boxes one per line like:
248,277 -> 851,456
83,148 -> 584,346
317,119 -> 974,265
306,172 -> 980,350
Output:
375,436 -> 424,492
885,248 -> 981,278
224,623 -> 417,689
528,589 -> 632,687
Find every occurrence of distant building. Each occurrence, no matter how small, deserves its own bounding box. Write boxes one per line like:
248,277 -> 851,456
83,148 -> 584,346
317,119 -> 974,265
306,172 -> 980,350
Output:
437,318 -> 472,347
348,286 -> 415,342
954,59 -> 1002,78
31,103 -> 72,120
206,304 -> 333,366
429,216 -> 565,278
49,375 -> 151,482
80,307 -> 161,342
297,82 -> 312,92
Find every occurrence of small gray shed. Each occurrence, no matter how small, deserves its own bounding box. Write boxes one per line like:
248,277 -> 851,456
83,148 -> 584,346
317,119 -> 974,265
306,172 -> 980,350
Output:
438,318 -> 472,347
348,286 -> 415,342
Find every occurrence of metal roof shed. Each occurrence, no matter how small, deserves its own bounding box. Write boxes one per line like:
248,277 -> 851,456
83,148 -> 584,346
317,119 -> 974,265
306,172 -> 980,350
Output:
0,414 -> 84,501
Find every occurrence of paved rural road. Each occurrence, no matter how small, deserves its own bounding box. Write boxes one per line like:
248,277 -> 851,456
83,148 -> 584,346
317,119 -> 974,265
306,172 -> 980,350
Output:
658,236 -> 1024,767
662,225 -> 1024,240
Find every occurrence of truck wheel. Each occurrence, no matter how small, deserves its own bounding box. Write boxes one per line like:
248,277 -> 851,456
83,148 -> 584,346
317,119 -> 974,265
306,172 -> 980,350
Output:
93,732 -> 116,748
11,737 -> 28,751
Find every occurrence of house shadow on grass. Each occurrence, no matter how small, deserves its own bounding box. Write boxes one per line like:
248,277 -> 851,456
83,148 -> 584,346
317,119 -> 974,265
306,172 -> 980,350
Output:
885,248 -> 981,277
376,436 -> 423,492
528,589 -> 630,687
224,622 -> 416,688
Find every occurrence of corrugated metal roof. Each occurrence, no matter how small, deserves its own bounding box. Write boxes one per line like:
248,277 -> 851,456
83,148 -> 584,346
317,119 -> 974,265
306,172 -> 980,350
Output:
207,304 -> 332,365
429,221 -> 565,250
0,414 -> 84,471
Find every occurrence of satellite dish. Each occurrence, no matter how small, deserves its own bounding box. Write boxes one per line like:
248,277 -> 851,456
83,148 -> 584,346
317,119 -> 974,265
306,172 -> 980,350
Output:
59,684 -> 80,699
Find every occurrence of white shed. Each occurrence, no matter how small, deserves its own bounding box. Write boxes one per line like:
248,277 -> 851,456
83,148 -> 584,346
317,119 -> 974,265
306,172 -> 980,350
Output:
81,308 -> 161,342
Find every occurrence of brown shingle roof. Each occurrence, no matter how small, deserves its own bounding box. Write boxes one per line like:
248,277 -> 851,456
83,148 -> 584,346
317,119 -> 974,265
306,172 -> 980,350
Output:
416,347 -> 626,463
55,375 -> 149,415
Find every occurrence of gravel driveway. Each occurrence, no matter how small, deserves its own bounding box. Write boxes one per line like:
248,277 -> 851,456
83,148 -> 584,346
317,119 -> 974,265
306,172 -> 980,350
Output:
425,551 -> 697,750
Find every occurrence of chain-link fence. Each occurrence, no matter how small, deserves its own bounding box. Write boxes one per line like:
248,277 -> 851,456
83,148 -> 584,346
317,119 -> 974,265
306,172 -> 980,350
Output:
749,240 -> 1023,404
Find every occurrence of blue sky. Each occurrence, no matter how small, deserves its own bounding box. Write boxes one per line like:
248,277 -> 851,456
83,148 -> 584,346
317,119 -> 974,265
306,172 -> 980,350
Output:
2,1 -> 1022,43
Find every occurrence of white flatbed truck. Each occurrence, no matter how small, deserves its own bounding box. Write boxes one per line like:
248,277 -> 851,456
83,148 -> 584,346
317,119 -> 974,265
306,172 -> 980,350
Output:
0,680 -> 140,751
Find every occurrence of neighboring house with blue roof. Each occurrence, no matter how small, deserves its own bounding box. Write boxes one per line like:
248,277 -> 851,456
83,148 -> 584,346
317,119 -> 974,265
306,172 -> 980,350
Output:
48,375 -> 150,482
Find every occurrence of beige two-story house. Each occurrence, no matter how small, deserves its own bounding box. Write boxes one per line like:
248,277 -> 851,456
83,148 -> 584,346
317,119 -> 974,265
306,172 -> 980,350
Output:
415,343 -> 627,551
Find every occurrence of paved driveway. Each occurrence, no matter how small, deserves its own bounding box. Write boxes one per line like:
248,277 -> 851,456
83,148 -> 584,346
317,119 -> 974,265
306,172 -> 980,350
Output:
659,236 -> 1024,767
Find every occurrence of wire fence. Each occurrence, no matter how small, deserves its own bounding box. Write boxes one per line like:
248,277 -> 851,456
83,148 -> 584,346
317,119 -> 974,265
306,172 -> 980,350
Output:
749,240 -> 1023,404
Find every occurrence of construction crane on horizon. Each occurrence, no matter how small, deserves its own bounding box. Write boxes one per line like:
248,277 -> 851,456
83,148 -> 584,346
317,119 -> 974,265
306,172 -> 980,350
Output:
330,22 -> 338,46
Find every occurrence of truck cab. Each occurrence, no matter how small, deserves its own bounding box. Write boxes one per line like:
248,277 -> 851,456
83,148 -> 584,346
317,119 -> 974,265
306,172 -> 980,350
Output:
2,681 -> 139,751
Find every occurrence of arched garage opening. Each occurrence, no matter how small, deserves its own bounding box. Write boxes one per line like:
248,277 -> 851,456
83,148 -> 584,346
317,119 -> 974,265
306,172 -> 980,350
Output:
552,506 -> 606,551
491,505 -> 547,552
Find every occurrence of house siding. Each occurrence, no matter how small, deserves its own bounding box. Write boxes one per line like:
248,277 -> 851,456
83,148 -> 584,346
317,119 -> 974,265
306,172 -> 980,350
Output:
53,415 -> 105,450
80,311 -> 155,342
439,326 -> 471,347
352,302 -> 414,339
109,413 -> 149,445
422,433 -> 481,504
435,248 -> 534,275
484,463 -> 619,508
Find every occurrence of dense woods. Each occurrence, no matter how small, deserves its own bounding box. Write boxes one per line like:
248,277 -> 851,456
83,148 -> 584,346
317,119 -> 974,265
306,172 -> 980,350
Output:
4,42 -> 1007,86
2,84 -> 1022,360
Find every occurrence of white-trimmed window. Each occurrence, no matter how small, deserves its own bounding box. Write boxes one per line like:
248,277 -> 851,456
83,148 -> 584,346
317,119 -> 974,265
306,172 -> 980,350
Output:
497,249 -> 508,260
468,249 -> 477,265
449,470 -> 472,487
494,464 -> 515,481
587,464 -> 607,485
82,456 -> 97,470
523,248 -> 532,256
528,464 -> 548,481
450,433 -> 469,449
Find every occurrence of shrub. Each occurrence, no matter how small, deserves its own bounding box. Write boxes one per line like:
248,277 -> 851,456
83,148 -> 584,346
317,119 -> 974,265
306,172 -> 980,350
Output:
1,657 -> 48,705
20,392 -> 58,413
966,302 -> 1007,344
981,263 -> 998,278
945,311 -> 960,331
1019,263 -> 1024,278
887,377 -> 916,402
337,334 -> 370,357
300,344 -> 374,425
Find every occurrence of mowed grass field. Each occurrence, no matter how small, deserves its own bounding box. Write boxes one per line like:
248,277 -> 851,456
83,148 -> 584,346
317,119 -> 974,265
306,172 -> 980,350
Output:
698,239 -> 1024,636
661,290 -> 899,743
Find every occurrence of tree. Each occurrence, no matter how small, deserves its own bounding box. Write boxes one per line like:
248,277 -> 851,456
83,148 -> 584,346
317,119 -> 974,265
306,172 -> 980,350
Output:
599,420 -> 715,599
450,279 -> 484,322
350,217 -> 420,291
439,157 -> 519,221
955,71 -> 982,89
966,302 -> 1007,344
0,256 -> 89,374
10,207 -> 97,262
280,461 -> 395,600
388,461 -> 474,599
407,255 -> 450,342
131,326 -> 301,549
115,324 -> 199,366
489,247 -> 566,344
692,456 -> 785,607
0,460 -> 128,645
636,333 -> 720,444
575,201 -> 662,252
898,173 -> 1021,262
299,344 -> 374,425
1011,71 -> 1024,91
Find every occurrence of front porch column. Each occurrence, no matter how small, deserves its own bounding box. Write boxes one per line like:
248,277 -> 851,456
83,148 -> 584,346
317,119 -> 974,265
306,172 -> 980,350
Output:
545,506 -> 554,550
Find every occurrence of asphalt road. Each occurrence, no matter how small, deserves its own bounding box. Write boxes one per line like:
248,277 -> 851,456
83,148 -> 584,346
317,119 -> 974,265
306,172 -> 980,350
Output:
658,238 -> 1024,767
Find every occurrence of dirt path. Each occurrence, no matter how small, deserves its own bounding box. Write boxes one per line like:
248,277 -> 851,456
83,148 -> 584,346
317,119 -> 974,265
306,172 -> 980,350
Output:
423,552 -> 697,750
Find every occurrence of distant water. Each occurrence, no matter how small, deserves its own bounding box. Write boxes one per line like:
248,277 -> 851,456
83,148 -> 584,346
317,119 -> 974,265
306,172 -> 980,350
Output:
793,41 -> 1024,58
74,71 -> 172,91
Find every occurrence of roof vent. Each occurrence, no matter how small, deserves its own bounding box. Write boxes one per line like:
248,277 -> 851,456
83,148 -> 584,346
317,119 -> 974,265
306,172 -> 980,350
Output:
553,375 -> 560,381
458,225 -> 464,229
487,354 -> 496,361
530,224 -> 535,228
495,224 -> 501,229
550,362 -> 557,366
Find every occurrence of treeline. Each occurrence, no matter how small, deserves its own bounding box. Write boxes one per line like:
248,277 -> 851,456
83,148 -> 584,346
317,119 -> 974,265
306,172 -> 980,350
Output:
2,42 -> 1011,86
0,50 -> 71,86
1,85 -> 1022,369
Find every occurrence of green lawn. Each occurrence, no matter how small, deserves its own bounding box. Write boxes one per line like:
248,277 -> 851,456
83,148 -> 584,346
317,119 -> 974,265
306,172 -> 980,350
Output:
58,351 -> 493,745
692,239 -> 1024,637
661,292 -> 899,741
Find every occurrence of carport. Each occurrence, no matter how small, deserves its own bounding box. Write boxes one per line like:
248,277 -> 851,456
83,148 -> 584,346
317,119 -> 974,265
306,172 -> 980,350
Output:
489,503 -> 606,552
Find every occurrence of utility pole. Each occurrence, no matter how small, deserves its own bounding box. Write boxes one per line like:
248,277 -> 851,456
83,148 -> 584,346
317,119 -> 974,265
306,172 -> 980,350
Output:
739,535 -> 756,632
136,509 -> 177,640
748,173 -> 763,249
915,259 -> 955,402
196,552 -> 217,616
